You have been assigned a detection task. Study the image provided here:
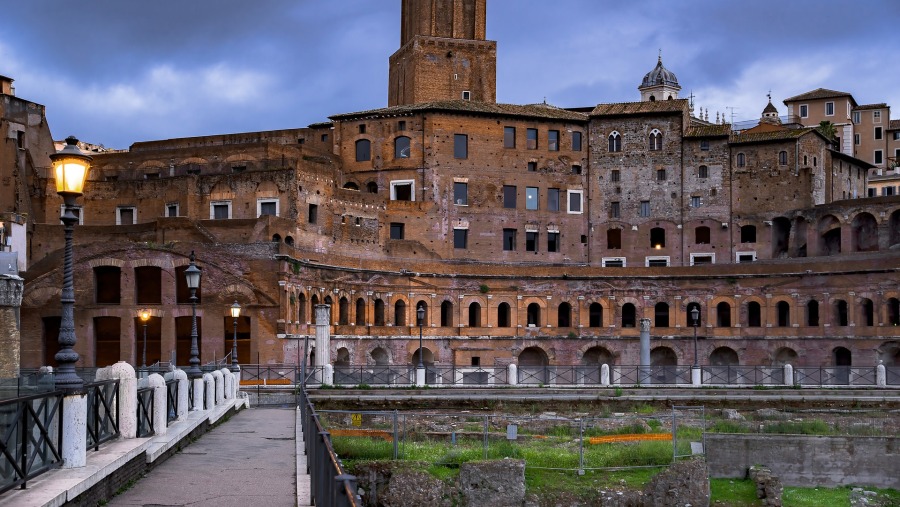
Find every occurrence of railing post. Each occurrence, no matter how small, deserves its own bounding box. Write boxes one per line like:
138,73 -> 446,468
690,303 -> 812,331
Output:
222,368 -> 234,399
324,363 -> 334,386
103,361 -> 137,439
600,363 -> 610,386
203,373 -> 215,410
784,364 -> 794,387
147,373 -> 167,436
212,370 -> 224,405
191,377 -> 204,411
508,363 -> 518,386
173,369 -> 189,420
876,362 -> 886,387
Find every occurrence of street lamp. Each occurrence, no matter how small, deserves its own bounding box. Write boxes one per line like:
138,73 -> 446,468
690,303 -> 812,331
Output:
691,306 -> 700,368
51,136 -> 91,392
416,304 -> 425,369
139,309 -> 151,374
184,251 -> 202,379
230,301 -> 241,372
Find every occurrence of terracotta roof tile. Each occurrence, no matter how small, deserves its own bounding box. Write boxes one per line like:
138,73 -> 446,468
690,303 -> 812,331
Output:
729,127 -> 818,145
783,88 -> 854,103
590,99 -> 688,116
889,120 -> 900,131
854,103 -> 887,110
330,100 -> 588,122
685,125 -> 731,137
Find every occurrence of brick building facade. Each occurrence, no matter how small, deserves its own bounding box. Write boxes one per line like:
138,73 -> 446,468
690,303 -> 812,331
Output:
4,2 -> 900,375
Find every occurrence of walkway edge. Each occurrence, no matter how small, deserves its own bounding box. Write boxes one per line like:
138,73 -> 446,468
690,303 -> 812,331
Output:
0,397 -> 249,507
296,406 -> 312,506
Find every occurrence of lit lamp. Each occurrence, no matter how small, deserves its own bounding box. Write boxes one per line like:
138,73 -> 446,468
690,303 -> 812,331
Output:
691,306 -> 700,368
416,305 -> 425,369
184,251 -> 202,379
51,136 -> 91,392
139,309 -> 151,374
230,301 -> 241,372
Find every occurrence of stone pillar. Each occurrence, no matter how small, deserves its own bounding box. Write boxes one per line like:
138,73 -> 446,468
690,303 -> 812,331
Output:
174,369 -> 188,420
639,318 -> 652,385
203,373 -> 214,410
61,393 -> 87,468
107,361 -> 137,439
221,368 -> 234,399
191,378 -> 204,411
212,370 -> 224,404
784,364 -> 794,387
147,373 -> 167,436
876,362 -> 886,387
415,366 -> 425,387
323,363 -> 334,385
315,305 -> 331,367
507,363 -> 518,386
600,364 -> 610,386
0,274 -> 23,377
691,367 -> 702,386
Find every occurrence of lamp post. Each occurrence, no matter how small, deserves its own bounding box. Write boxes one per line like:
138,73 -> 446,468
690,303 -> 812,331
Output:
139,309 -> 150,375
51,136 -> 91,392
230,301 -> 241,372
184,251 -> 202,379
416,305 -> 425,369
691,306 -> 700,367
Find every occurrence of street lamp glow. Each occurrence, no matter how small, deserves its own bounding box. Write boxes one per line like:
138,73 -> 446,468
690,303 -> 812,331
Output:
230,301 -> 242,319
140,309 -> 151,322
52,136 -> 91,198
230,300 -> 241,372
185,251 -> 202,380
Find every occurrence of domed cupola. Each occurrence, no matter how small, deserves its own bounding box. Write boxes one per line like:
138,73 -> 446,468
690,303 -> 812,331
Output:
639,54 -> 682,102
760,94 -> 781,125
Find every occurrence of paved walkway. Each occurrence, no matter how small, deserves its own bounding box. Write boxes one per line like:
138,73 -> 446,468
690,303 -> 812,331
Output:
108,407 -> 309,507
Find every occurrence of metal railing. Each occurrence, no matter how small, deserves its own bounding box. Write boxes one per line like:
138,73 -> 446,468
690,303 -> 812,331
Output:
298,387 -> 360,506
136,386 -> 154,438
85,379 -> 120,451
0,390 -> 64,494
165,379 -> 178,425
793,366 -> 879,386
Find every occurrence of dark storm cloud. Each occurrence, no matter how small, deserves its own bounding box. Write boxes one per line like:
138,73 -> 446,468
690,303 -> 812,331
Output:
1,0 -> 897,149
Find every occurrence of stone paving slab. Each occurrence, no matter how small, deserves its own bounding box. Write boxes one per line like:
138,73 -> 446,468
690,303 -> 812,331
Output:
297,407 -> 312,506
108,407 -> 298,507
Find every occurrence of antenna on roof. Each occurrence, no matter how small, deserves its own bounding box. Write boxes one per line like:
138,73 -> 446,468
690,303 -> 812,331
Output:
726,106 -> 739,125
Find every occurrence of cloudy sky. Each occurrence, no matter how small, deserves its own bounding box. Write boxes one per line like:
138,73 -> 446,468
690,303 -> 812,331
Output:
2,0 -> 897,149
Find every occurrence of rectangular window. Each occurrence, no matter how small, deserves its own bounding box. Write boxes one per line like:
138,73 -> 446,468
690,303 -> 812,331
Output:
699,165 -> 709,178
358,124 -> 366,134
527,161 -> 537,172
657,169 -> 666,181
321,133 -> 328,142
855,133 -> 861,145
882,186 -> 896,196
572,164 -> 582,175
799,104 -> 808,118
874,110 -> 882,123
640,200 -> 650,217
454,182 -> 468,206
390,180 -> 415,201
453,228 -> 468,249
547,232 -> 560,252
603,257 -> 625,267
825,102 -> 834,116
868,188 -> 877,197
16,131 -> 24,149
700,140 -> 709,151
526,231 -> 538,252
525,187 -> 539,210
572,131 -> 583,151
894,132 -> 900,141
454,134 -> 468,159
645,256 -> 670,267
503,185 -> 517,208
875,127 -> 883,140
547,188 -> 559,211
527,128 -> 538,149
257,199 -> 278,217
875,150 -> 883,165
502,228 -> 516,251
166,204 -> 179,218
736,252 -> 756,263
504,126 -> 516,148
308,203 -> 318,224
389,223 -> 405,240
690,254 -> 714,266
567,190 -> 583,214
548,130 -> 559,151
852,111 -> 861,124
211,201 -> 231,220
610,169 -> 620,182
610,201 -> 620,218
691,196 -> 701,208
117,207 -> 136,225
398,120 -> 406,130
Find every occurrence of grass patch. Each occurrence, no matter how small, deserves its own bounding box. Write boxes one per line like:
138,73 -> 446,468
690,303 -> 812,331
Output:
709,479 -> 762,506
783,485 -> 851,506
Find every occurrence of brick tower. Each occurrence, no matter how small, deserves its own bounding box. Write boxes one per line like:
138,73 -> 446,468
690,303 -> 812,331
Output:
388,0 -> 496,106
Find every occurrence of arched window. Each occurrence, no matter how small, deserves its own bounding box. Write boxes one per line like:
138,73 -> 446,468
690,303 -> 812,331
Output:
338,297 -> 349,325
416,301 -> 429,326
686,302 -> 702,327
374,299 -> 385,326
608,131 -> 621,152
589,303 -> 603,327
654,302 -> 669,327
394,136 -> 411,159
777,301 -> 790,327
355,298 -> 366,326
497,302 -> 511,327
888,297 -> 900,326
622,303 -> 636,328
779,151 -> 788,165
394,300 -> 407,326
557,303 -> 571,328
355,139 -> 371,162
284,236 -> 294,246
298,293 -> 307,324
736,152 -> 746,167
468,302 -> 481,327
527,303 -> 541,327
860,298 -> 874,327
747,301 -> 761,327
834,300 -> 848,326
806,300 -> 819,326
343,182 -> 359,190
441,301 -> 454,327
716,302 -> 731,327
649,129 -> 662,151
366,181 -> 378,194
272,234 -> 281,243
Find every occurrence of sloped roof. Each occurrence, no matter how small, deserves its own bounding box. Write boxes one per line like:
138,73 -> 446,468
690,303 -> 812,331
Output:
729,127 -> 822,145
889,120 -> 900,131
590,99 -> 689,117
330,100 -> 588,122
783,88 -> 855,104
854,103 -> 888,111
684,124 -> 731,138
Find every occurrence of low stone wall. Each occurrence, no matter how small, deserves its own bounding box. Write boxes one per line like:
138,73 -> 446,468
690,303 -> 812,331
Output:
706,434 -> 899,489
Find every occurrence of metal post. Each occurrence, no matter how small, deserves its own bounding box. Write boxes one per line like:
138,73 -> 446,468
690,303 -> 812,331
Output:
142,322 -> 148,371
185,252 -> 202,380
231,316 -> 238,370
55,202 -> 83,391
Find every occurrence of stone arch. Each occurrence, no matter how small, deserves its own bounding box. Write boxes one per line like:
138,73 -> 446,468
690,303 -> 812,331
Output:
373,298 -> 385,326
817,214 -> 842,256
650,346 -> 678,384
859,297 -> 874,327
744,298 -> 764,327
355,298 -> 366,326
877,341 -> 900,384
411,346 -> 434,366
771,216 -> 791,258
851,212 -> 879,252
773,347 -> 798,366
495,298 -> 514,328
394,299 -> 407,326
806,299 -> 820,326
256,180 -> 279,197
414,300 -> 429,326
338,296 -> 350,325
709,346 -> 739,366
370,346 -> 390,365
582,346 -> 614,365
210,181 -> 234,201
792,217 -> 809,257
588,301 -> 604,327
440,299 -> 454,327
833,346 -> 852,384
334,347 -> 351,367
653,302 -> 669,328
889,209 -> 900,247
517,346 -> 550,384
557,302 -> 572,328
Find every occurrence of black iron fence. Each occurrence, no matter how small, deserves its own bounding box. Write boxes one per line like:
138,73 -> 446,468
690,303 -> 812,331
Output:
165,379 -> 178,425
298,387 -> 360,507
0,390 -> 64,494
136,387 -> 154,438
85,380 -> 119,451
